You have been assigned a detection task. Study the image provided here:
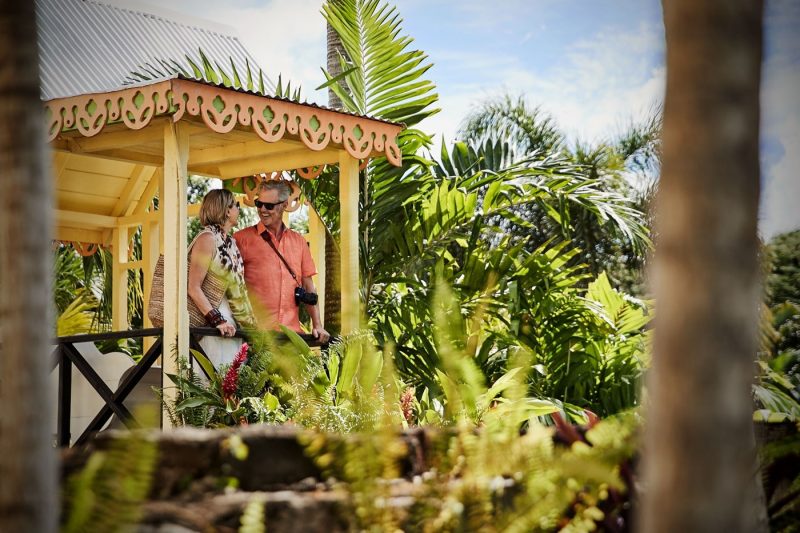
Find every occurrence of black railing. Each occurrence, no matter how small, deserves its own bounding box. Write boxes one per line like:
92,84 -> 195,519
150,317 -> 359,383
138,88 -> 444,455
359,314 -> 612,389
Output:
53,327 -> 327,447
53,328 -> 164,447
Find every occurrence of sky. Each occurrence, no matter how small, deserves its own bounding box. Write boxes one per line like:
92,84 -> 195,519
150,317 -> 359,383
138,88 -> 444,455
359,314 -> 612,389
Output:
104,0 -> 799,240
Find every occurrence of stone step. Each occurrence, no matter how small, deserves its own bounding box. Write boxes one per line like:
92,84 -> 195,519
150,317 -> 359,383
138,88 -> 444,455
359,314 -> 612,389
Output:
62,424 -> 434,497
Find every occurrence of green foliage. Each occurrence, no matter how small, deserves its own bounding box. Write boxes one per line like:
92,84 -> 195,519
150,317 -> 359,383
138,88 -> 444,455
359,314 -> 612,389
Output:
308,5 -> 654,417
279,328 -> 402,433
766,230 -> 800,307
53,243 -> 143,354
165,342 -> 288,428
754,355 -> 800,423
413,413 -> 637,532
56,288 -> 98,336
756,230 -> 800,422
759,430 -> 800,531
62,409 -> 159,532
123,48 -> 302,101
458,94 -> 658,293
459,94 -> 564,160
302,353 -> 640,532
239,495 -> 267,533
320,0 -> 440,127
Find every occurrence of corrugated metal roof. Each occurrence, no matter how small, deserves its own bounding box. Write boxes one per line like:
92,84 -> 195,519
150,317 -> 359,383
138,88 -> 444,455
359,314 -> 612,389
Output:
35,0 -> 272,100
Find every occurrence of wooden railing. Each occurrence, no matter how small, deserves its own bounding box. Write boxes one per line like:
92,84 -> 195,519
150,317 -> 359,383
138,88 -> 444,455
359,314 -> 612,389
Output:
53,327 -> 327,447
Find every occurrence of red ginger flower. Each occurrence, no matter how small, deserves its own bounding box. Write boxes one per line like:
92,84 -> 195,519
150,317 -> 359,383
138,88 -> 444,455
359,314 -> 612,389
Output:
222,342 -> 249,402
400,386 -> 415,425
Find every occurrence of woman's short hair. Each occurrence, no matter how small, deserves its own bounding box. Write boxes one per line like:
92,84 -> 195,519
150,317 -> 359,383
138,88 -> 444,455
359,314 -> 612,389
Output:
199,189 -> 235,227
258,179 -> 291,202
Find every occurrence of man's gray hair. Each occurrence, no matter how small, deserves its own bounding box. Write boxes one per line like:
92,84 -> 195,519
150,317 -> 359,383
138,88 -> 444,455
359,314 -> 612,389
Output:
258,179 -> 291,202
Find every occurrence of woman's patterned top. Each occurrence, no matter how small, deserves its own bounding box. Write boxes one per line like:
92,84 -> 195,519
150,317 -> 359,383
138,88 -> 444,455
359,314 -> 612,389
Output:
197,224 -> 257,329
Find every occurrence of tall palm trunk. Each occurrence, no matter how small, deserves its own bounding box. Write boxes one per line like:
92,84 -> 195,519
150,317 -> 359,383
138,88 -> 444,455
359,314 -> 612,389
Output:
640,1 -> 766,531
323,6 -> 348,333
0,1 -> 57,531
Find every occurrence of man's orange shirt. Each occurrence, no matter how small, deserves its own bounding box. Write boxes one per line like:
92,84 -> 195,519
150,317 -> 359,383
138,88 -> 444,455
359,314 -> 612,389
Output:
233,222 -> 317,333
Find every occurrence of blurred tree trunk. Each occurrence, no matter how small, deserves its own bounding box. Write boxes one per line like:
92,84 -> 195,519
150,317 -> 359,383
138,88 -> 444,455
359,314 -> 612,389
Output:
0,1 -> 57,532
640,1 -> 767,532
324,4 -> 347,334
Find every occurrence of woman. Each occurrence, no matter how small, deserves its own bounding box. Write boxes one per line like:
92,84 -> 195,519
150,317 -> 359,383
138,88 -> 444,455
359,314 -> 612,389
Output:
188,189 -> 257,370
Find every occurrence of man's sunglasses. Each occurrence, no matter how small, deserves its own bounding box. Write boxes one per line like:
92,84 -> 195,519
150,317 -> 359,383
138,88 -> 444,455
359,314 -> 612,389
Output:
254,199 -> 283,211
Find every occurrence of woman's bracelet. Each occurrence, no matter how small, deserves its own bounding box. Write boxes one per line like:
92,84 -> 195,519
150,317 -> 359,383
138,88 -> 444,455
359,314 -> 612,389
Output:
205,308 -> 226,327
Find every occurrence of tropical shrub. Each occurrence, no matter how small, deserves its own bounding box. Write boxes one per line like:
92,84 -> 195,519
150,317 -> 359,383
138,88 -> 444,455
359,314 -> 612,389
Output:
165,342 -> 288,427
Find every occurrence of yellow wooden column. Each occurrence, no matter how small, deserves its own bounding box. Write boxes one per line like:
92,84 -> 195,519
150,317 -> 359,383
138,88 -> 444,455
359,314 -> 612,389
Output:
339,151 -> 360,334
111,225 -> 129,331
307,204 -> 326,324
162,122 -> 189,426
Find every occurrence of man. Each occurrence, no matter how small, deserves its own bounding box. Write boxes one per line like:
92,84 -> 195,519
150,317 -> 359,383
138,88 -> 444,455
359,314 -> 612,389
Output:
233,180 -> 330,344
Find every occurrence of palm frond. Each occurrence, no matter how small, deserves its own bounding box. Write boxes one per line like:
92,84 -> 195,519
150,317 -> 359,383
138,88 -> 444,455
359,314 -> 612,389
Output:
121,49 -> 304,102
320,0 -> 440,127
458,93 -> 565,160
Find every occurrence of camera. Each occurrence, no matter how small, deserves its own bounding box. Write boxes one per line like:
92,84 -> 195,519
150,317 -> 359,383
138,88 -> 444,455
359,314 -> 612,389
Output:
294,286 -> 318,306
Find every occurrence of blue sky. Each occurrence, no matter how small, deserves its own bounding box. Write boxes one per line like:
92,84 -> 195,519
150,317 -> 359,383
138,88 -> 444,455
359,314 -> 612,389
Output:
105,0 -> 798,239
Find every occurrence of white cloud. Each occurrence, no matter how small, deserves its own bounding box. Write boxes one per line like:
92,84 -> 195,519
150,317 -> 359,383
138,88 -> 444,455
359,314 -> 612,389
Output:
222,1 -> 329,102
419,21 -> 665,145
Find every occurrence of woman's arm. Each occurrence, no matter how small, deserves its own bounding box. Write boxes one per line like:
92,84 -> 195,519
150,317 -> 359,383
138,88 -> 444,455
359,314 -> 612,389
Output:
188,233 -> 236,336
188,233 -> 215,315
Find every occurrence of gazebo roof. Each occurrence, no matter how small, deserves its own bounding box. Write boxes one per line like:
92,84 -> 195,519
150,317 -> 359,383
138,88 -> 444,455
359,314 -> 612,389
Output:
47,76 -> 403,246
36,0 -> 265,99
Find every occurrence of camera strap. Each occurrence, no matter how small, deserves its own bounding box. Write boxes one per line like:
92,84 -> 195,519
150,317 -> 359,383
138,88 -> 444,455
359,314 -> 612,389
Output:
260,230 -> 302,288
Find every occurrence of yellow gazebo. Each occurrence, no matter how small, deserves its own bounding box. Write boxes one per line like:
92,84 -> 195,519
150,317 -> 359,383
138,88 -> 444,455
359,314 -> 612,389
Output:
47,76 -> 403,431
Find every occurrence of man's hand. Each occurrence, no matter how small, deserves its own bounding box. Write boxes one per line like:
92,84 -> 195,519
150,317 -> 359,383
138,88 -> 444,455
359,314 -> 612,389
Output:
216,320 -> 237,337
312,326 -> 330,344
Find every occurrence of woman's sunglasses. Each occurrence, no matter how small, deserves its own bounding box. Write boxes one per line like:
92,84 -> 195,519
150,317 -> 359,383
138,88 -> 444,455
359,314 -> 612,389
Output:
254,199 -> 282,211
229,201 -> 240,209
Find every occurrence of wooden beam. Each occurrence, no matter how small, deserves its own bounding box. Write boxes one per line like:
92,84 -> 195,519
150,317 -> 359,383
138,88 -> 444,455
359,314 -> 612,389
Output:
213,149 -> 340,179
52,141 -> 164,167
112,166 -> 156,217
53,151 -> 70,187
56,209 -> 116,228
162,121 -> 190,427
55,227 -> 105,244
132,167 -> 162,216
117,212 -> 159,228
339,151 -> 360,334
101,165 -> 156,243
190,139 -> 304,165
69,121 -> 167,152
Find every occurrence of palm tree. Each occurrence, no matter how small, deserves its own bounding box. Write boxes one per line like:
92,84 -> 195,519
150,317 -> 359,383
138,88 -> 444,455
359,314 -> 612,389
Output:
0,1 -> 57,530
323,0 -> 347,333
639,1 -> 767,531
307,0 -> 653,415
458,94 -> 657,292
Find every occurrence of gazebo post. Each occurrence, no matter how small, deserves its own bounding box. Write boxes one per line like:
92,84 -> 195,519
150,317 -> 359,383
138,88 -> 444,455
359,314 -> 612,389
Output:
339,151 -> 360,334
111,225 -> 129,331
161,122 -> 190,426
307,205 -> 326,325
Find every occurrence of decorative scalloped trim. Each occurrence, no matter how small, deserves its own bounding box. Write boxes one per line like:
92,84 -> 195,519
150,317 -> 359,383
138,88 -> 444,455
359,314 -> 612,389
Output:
45,79 -> 403,167
232,174 -> 303,213
56,241 -> 101,257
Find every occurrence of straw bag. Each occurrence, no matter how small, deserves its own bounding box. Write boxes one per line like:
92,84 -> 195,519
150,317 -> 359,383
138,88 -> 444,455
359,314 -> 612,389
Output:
148,233 -> 227,328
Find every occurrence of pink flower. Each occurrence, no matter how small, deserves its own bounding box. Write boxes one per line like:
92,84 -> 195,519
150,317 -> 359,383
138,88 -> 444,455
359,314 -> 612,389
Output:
222,343 -> 249,402
400,387 -> 415,425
